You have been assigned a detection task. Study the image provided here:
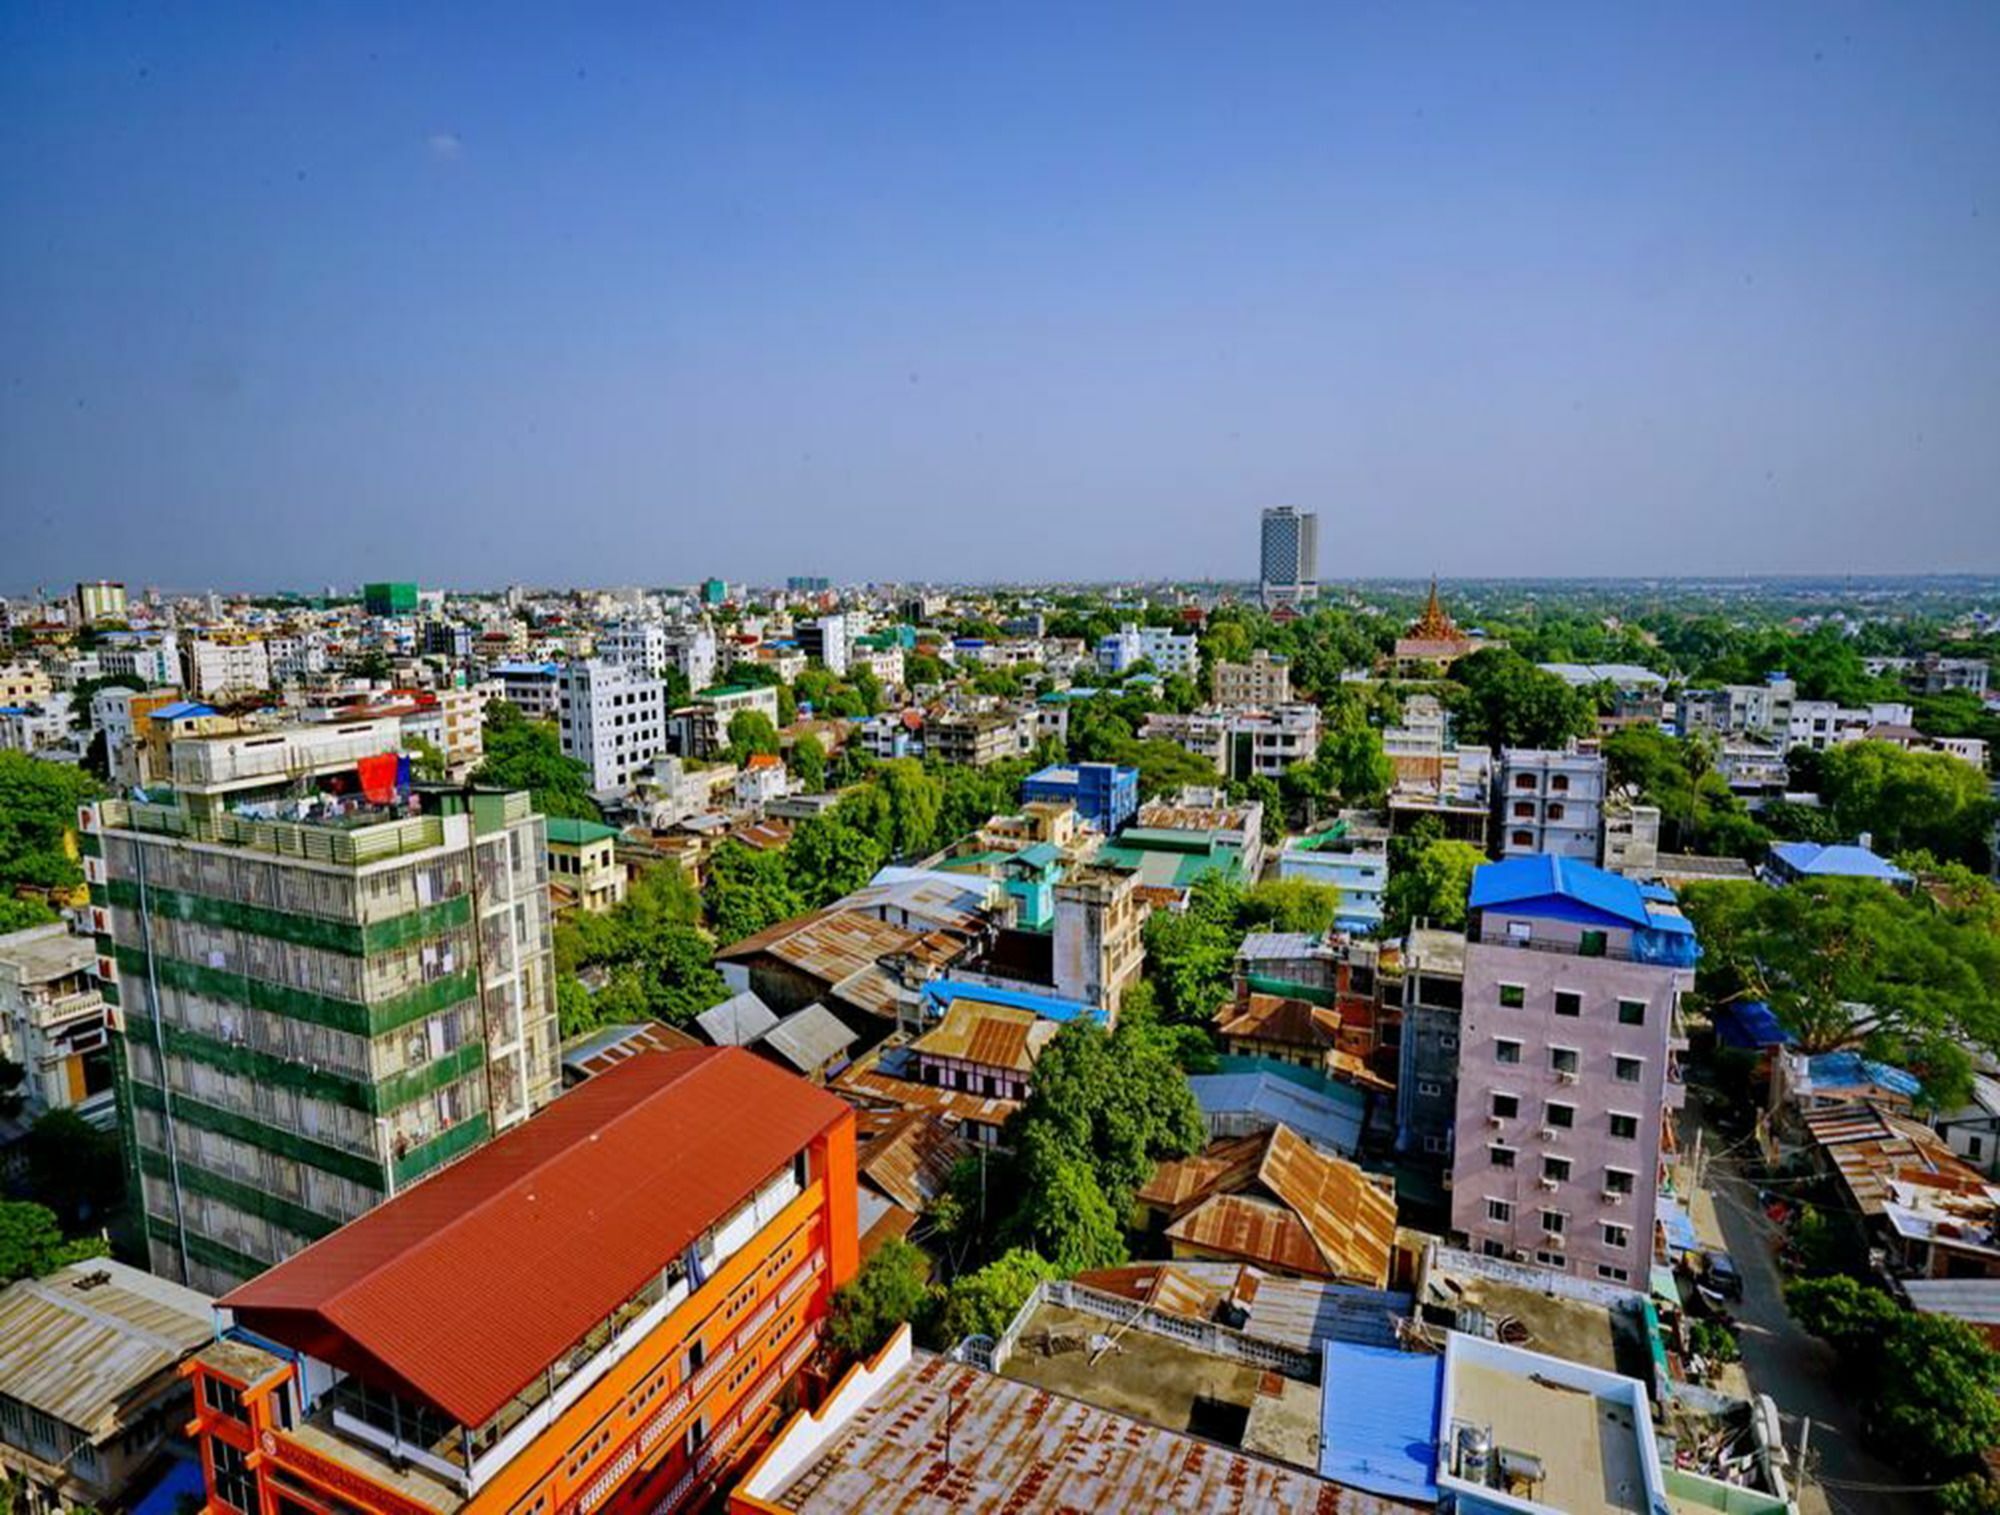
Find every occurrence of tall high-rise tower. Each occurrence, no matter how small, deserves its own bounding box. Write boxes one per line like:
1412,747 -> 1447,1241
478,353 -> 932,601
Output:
1259,506 -> 1318,607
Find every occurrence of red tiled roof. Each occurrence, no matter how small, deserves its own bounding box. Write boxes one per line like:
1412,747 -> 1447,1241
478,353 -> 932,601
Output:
222,1050 -> 848,1427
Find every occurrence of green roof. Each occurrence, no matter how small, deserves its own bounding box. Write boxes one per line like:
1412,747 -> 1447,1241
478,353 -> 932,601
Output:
544,817 -> 621,847
696,683 -> 759,700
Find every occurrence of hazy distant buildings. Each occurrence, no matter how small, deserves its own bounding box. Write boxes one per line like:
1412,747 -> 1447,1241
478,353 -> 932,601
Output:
1259,506 -> 1318,608
75,580 -> 127,625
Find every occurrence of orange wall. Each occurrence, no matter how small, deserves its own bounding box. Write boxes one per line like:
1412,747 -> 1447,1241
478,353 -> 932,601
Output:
188,1110 -> 859,1515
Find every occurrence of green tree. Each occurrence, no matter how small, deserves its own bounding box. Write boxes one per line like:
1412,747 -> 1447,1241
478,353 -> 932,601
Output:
1141,875 -> 1245,1024
555,974 -> 599,1039
725,710 -> 781,765
999,1123 -> 1130,1272
0,897 -> 59,933
0,753 -> 100,891
905,652 -> 947,686
787,815 -> 889,906
935,1248 -> 1060,1343
1818,741 -> 1995,867
1683,877 -> 2000,1107
1116,738 -> 1219,801
1448,648 -> 1596,751
788,733 -> 827,793
0,1199 -> 107,1284
703,840 -> 807,945
1382,837 -> 1485,936
473,702 -> 601,821
1239,878 -> 1345,936
402,733 -> 449,781
826,1237 -> 933,1357
23,1109 -> 124,1227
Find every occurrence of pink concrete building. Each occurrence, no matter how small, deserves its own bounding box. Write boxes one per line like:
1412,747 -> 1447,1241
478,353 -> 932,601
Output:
1448,856 -> 1694,1285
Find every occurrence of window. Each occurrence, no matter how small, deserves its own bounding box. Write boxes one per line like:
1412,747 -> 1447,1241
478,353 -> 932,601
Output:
1550,1047 -> 1579,1076
1541,1209 -> 1566,1235
1536,1250 -> 1567,1270
1579,930 -> 1607,958
1551,774 -> 1570,792
1618,999 -> 1647,1026
1604,1167 -> 1636,1195
1498,984 -> 1525,1009
1546,802 -> 1566,821
1545,1102 -> 1575,1129
1597,1264 -> 1630,1283
211,1439 -> 256,1514
1512,800 -> 1534,818
1495,1038 -> 1521,1066
1491,1093 -> 1519,1120
1614,1055 -> 1643,1084
1554,990 -> 1581,1018
1543,1156 -> 1572,1182
1609,1113 -> 1640,1140
1603,1223 -> 1632,1249
202,1376 -> 245,1422
1514,774 -> 1536,790
1422,1135 -> 1449,1155
1972,1135 -> 1986,1160
1490,1145 -> 1516,1169
1511,830 -> 1534,847
1440,1034 -> 1458,1051
1486,1198 -> 1512,1224
1418,1080 -> 1443,1097
1481,1238 -> 1506,1258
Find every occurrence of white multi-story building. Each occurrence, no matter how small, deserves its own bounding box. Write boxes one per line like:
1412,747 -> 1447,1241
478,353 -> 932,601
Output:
1495,746 -> 1606,861
1786,699 -> 1916,752
96,634 -> 179,687
850,643 -> 906,687
558,660 -> 667,793
1140,703 -> 1320,780
265,634 -> 329,684
1677,677 -> 1795,740
181,637 -> 271,700
0,923 -> 115,1125
798,614 -> 850,676
1096,623 -> 1198,679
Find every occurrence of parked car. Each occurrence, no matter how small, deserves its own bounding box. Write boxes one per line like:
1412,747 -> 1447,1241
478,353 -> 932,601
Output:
1702,1251 -> 1745,1302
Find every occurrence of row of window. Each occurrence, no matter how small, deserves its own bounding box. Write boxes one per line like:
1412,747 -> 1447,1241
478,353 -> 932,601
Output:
1473,1237 -> 1632,1283
1485,1148 -> 1639,1192
1482,1199 -> 1633,1250
1497,984 -> 1649,1023
1495,1039 -> 1645,1082
1488,1092 -> 1642,1140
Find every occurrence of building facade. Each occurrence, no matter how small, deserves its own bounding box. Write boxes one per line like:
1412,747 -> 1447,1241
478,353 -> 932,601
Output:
1494,746 -> 1606,861
559,660 -> 667,793
0,922 -> 115,1125
1259,506 -> 1318,607
1211,649 -> 1292,707
1019,762 -> 1138,833
182,638 -> 272,700
85,733 -> 560,1294
184,1049 -> 857,1515
1448,857 -> 1694,1285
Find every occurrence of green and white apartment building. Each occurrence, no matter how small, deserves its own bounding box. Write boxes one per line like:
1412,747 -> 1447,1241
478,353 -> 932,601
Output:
78,717 -> 561,1294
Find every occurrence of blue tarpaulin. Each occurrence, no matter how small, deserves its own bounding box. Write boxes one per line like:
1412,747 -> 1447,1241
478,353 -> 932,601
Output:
1713,1000 -> 1792,1050
1657,1194 -> 1700,1258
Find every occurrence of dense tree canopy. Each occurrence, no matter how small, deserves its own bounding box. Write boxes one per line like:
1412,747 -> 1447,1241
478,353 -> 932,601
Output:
0,753 -> 99,892
473,702 -> 601,821
553,865 -> 729,1032
0,1200 -> 107,1285
1381,835 -> 1485,936
827,1238 -> 932,1358
1446,648 -> 1596,752
1683,877 -> 2000,1107
1817,740 -> 1995,868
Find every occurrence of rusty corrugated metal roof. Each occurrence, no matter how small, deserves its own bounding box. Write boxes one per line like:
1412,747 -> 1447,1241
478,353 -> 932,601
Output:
1137,1131 -> 1272,1212
855,1111 -> 969,1214
224,1050 -> 849,1428
833,1046 -> 1020,1131
909,999 -> 1052,1076
1215,992 -> 1337,1049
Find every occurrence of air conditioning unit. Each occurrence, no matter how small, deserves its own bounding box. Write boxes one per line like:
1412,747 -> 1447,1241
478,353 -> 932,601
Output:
1538,1128 -> 1559,1142
1487,1113 -> 1505,1127
1543,1232 -> 1566,1249
1602,1189 -> 1627,1204
1557,1070 -> 1579,1085
1511,1249 -> 1532,1263
1538,1177 -> 1560,1191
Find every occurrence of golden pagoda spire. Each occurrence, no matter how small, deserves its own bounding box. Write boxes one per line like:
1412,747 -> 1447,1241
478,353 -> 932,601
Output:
1412,575 -> 1457,639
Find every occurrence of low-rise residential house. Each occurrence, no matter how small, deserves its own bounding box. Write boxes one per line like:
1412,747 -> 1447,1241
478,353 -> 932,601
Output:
852,1109 -> 968,1258
0,923 -> 115,1126
754,1002 -> 858,1085
1494,745 -> 1605,861
0,1261 -> 214,1514
1763,839 -> 1913,888
544,816 -> 628,913
909,996 -> 1055,1103
1148,1123 -> 1399,1286
1864,653 -> 1990,697
1277,824 -> 1388,934
926,708 -> 1036,767
1801,1102 -> 2000,1280
1140,704 -> 1320,780
734,751 -> 795,809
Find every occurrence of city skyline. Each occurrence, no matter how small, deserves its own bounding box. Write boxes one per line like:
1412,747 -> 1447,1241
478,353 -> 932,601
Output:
5,4 -> 2000,585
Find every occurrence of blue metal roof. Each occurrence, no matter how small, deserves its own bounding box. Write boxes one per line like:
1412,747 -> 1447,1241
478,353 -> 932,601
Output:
1318,1341 -> 1441,1502
150,700 -> 216,720
1807,1050 -> 1922,1098
1470,854 -> 1696,941
918,977 -> 1107,1026
1657,1193 -> 1699,1258
1713,1000 -> 1792,1050
1769,842 -> 1912,883
1188,1068 -> 1365,1156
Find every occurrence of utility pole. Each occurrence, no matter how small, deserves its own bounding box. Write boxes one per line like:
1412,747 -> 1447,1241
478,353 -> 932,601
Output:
1794,1416 -> 1812,1508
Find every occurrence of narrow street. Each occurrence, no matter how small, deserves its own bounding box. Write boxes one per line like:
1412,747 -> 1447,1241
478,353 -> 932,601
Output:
1693,1105 -> 1925,1515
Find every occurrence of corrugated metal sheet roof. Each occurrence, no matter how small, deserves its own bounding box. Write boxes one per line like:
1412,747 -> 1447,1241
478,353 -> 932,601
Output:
757,1349 -> 1407,1514
223,1049 -> 849,1427
695,989 -> 780,1047
1167,1193 -> 1331,1278
1190,1069 -> 1366,1156
908,1000 -> 1052,1076
1318,1341 -> 1442,1501
560,1020 -> 701,1080
832,1045 -> 1021,1132
854,1111 -> 969,1214
0,1260 -> 212,1436
769,913 -> 929,986
1904,1277 -> 2000,1325
1258,1125 -> 1399,1287
758,1002 -> 857,1074
1216,992 -> 1338,1049
1138,1131 -> 1272,1212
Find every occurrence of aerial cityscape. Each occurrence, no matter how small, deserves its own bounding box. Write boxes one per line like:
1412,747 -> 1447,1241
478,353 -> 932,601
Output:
5,8 -> 2000,1515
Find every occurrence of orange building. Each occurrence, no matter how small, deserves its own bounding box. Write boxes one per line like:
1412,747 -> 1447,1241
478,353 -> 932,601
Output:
182,1048 -> 858,1515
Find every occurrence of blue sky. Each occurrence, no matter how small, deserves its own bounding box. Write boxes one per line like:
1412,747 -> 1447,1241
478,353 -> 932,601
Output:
3,2 -> 1998,589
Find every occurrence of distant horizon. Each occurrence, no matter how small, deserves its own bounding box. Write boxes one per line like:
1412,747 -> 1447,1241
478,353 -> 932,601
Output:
10,567 -> 2000,602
